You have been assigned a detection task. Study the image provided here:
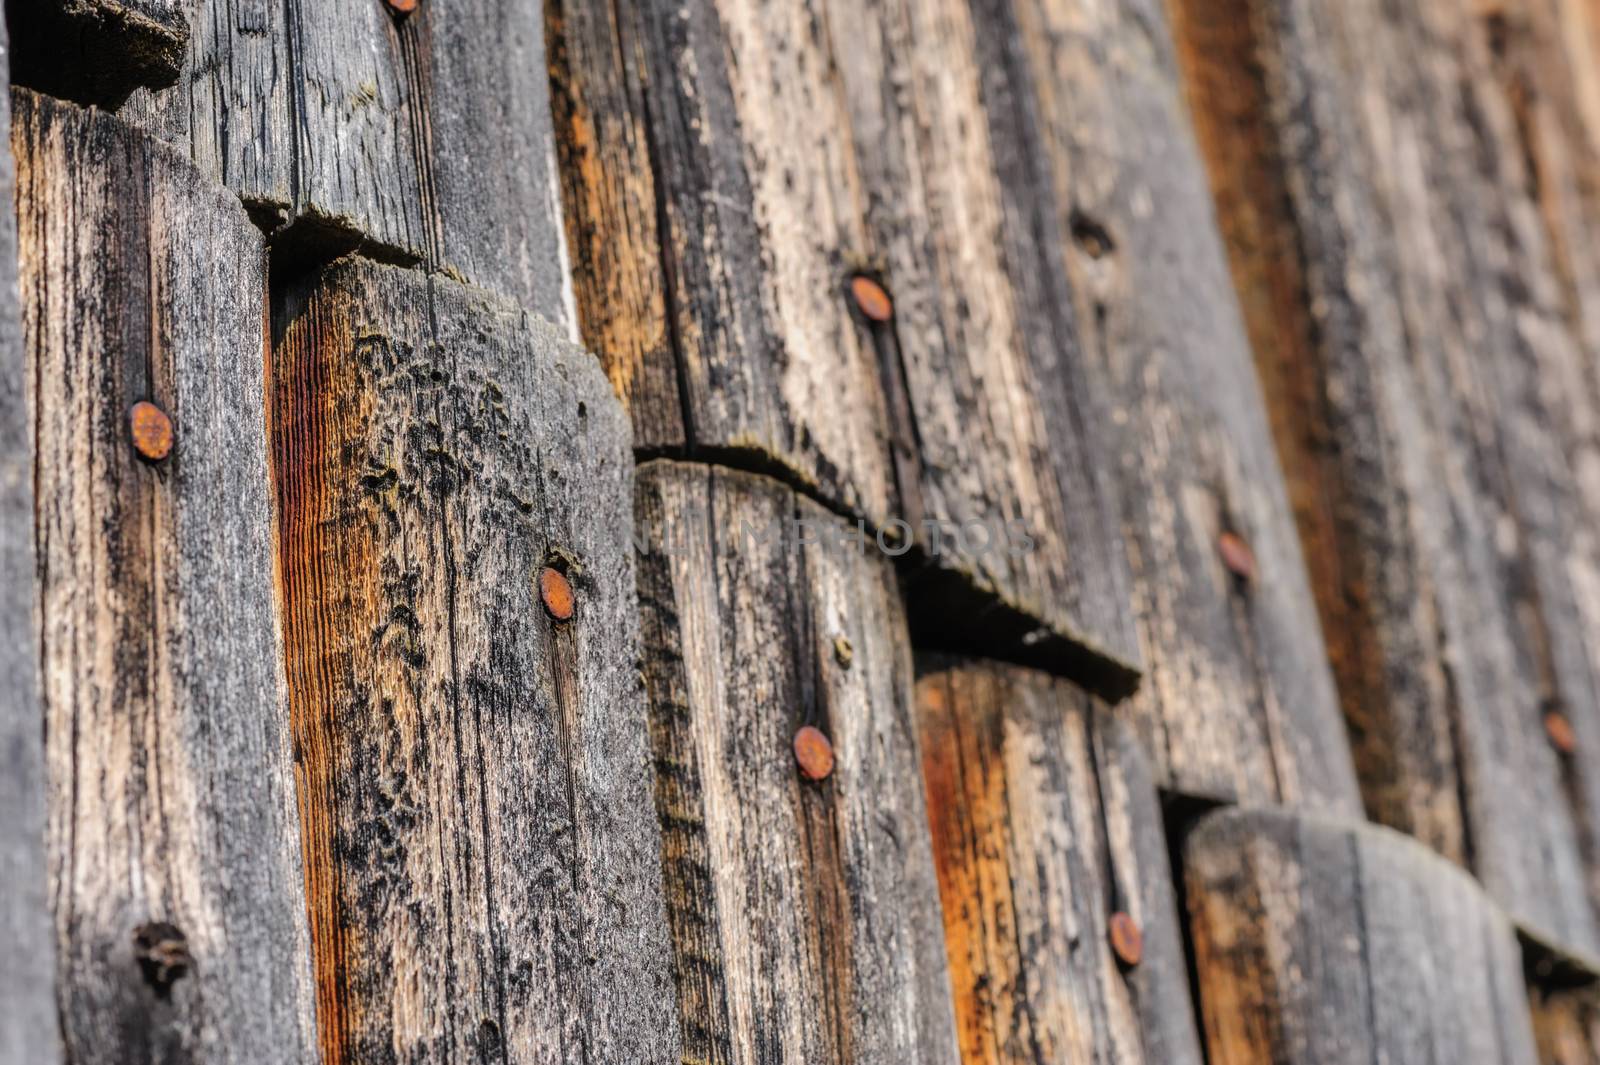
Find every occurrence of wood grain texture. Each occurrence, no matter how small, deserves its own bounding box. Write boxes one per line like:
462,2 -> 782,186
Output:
9,0 -> 188,106
634,458 -> 960,1065
914,657 -> 1202,1065
550,0 -> 1143,693
0,35 -> 61,1065
271,257 -> 679,1064
13,88 -> 317,1063
1168,0 -> 1600,957
119,0 -> 572,326
1187,807 -> 1540,1065
963,0 -> 1358,809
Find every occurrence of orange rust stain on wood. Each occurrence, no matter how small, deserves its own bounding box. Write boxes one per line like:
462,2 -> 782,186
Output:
916,670 -> 1024,1064
269,292 -> 365,1065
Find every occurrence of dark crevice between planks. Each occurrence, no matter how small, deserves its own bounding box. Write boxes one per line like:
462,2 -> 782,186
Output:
5,0 -> 187,108
635,443 -> 1140,701
264,213 -> 425,300
1160,790 -> 1228,1065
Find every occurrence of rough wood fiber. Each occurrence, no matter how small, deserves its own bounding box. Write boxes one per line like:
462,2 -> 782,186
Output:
634,459 -> 960,1065
8,0 -> 188,106
13,89 -> 317,1063
1167,0 -> 1600,957
0,35 -> 61,1065
120,0 -> 571,326
1186,807 -> 1540,1065
1532,985 -> 1600,1065
914,657 -> 1202,1065
549,0 -> 1142,693
955,0 -> 1358,808
271,258 -> 679,1064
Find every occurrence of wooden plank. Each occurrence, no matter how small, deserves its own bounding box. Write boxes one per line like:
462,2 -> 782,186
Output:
1531,985 -> 1600,1065
0,34 -> 62,1065
634,458 -> 961,1065
1167,0 -> 1600,956
120,0 -> 572,326
1186,807 -> 1541,1064
913,656 -> 1203,1065
9,0 -> 188,106
270,258 -> 680,1064
551,0 -> 1143,693
957,0 -> 1359,808
13,89 -> 317,1063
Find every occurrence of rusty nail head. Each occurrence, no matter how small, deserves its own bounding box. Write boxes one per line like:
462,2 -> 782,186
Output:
1218,531 -> 1256,582
540,567 -> 575,622
850,275 -> 894,323
129,401 -> 173,463
794,725 -> 835,782
1108,911 -> 1143,968
386,0 -> 420,13
1546,710 -> 1577,755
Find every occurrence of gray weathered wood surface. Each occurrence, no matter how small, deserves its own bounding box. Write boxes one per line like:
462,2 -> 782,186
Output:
119,0 -> 572,326
0,30 -> 61,1065
552,0 -> 1142,693
10,0 -> 188,105
1169,0 -> 1600,958
271,257 -> 679,1064
974,0 -> 1359,809
634,458 -> 961,1065
1186,807 -> 1540,1064
914,656 -> 1202,1065
14,87 -> 318,1063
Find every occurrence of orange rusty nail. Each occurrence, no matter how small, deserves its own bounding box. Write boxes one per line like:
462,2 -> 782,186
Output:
1545,710 -> 1577,755
129,401 -> 173,463
850,275 -> 893,323
386,0 -> 420,14
1218,530 -> 1256,583
1108,911 -> 1143,968
793,725 -> 835,782
540,567 -> 575,622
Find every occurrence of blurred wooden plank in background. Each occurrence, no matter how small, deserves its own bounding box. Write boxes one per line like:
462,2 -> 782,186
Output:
1187,807 -> 1540,1064
914,657 -> 1203,1065
14,87 -> 318,1064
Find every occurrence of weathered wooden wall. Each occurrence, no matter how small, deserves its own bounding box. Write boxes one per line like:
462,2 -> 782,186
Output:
9,0 -> 1600,1062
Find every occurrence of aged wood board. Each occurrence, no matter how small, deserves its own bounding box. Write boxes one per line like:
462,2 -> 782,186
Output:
635,458 -> 961,1065
271,257 -> 680,1063
914,656 -> 1202,1065
1168,0 -> 1600,958
1186,807 -> 1540,1064
551,0 -> 1142,694
14,88 -> 318,1063
116,0 -> 572,326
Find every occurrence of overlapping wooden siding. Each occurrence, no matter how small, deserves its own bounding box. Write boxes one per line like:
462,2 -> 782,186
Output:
1187,807 -> 1541,1064
914,658 -> 1203,1065
103,0 -> 574,326
549,0 -> 1143,693
635,459 -> 961,1065
9,0 -> 188,104
270,259 -> 680,1064
1170,0 -> 1600,959
13,88 -> 318,1063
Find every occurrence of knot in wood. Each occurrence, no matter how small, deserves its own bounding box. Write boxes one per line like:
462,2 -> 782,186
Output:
129,401 -> 173,463
133,922 -> 192,995
793,725 -> 835,782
